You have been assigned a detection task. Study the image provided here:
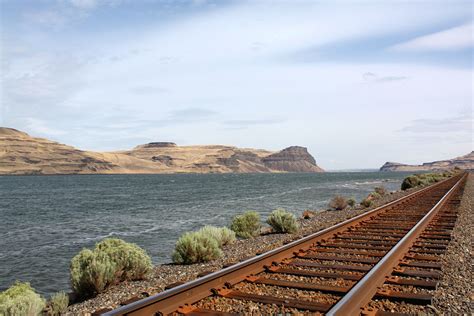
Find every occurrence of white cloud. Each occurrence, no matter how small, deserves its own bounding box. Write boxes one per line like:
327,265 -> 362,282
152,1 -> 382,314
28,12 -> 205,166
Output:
362,72 -> 408,83
3,1 -> 472,168
391,22 -> 473,52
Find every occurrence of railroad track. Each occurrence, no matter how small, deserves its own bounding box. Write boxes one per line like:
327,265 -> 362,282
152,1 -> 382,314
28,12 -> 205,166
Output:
103,172 -> 467,316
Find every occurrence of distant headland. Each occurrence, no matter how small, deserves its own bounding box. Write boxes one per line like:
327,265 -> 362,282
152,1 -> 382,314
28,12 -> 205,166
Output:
380,152 -> 474,172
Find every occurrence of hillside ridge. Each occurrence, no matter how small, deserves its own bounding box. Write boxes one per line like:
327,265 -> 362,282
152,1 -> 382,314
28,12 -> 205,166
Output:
0,127 -> 324,175
380,151 -> 474,172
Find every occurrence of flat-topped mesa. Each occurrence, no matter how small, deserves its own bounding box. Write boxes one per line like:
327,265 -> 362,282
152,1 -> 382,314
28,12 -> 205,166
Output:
138,142 -> 177,149
379,162 -> 410,171
380,151 -> 474,172
262,146 -> 324,172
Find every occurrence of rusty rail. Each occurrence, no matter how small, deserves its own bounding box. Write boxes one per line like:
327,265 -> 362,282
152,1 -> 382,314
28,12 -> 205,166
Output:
326,171 -> 467,315
103,172 -> 466,316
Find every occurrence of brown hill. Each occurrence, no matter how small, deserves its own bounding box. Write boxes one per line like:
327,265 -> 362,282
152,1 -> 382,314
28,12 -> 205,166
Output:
0,127 -> 324,175
262,146 -> 324,172
380,151 -> 474,172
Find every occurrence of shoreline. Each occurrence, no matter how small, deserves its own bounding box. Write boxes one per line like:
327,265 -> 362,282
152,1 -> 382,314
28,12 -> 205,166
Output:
0,170 -> 404,177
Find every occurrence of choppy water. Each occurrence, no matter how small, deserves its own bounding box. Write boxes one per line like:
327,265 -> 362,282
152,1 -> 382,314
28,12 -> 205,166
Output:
0,172 -> 409,296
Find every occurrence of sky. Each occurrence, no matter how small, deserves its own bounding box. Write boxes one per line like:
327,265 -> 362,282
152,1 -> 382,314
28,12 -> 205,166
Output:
0,0 -> 472,170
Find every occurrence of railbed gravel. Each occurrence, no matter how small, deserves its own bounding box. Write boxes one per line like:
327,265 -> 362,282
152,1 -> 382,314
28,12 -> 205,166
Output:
432,173 -> 473,314
66,183 -> 453,315
368,173 -> 473,315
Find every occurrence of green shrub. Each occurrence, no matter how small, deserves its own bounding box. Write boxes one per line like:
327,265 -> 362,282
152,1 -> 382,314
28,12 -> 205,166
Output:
0,281 -> 46,316
95,239 -> 152,281
420,173 -> 446,185
360,198 -> 373,208
48,292 -> 68,316
172,231 -> 223,264
266,209 -> 299,234
230,211 -> 261,238
70,238 -> 152,298
328,196 -> 348,210
401,172 -> 449,191
401,175 -> 421,190
374,186 -> 387,196
347,198 -> 356,207
368,192 -> 381,200
198,226 -> 236,246
70,249 -> 116,297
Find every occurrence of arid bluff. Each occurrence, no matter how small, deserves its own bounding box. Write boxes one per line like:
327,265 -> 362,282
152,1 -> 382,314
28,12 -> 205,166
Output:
0,127 -> 324,175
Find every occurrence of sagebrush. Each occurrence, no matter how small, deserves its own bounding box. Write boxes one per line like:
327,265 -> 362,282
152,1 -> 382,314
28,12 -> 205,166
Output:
172,231 -> 223,264
360,198 -> 373,208
401,175 -> 422,190
266,209 -> 299,234
230,211 -> 261,238
47,292 -> 68,316
70,238 -> 152,298
198,226 -> 236,246
0,281 -> 45,316
401,172 -> 450,190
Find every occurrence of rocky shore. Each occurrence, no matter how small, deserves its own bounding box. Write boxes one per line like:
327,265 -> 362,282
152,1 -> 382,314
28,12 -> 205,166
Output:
66,186 -> 422,315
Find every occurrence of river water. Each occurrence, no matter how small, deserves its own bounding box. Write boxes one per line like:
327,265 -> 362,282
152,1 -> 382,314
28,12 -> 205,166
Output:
0,172 -> 409,296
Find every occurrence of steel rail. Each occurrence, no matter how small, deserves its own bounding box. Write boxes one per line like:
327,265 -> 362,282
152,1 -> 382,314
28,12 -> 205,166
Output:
326,172 -> 467,316
104,173 -> 464,316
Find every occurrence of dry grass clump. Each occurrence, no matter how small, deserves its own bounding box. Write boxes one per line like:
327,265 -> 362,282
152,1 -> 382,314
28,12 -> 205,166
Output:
0,281 -> 45,316
70,238 -> 152,298
302,210 -> 316,219
266,209 -> 299,234
230,211 -> 261,238
328,196 -> 348,210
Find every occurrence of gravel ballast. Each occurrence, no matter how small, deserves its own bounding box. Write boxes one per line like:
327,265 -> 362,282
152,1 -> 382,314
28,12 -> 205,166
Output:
66,178 -> 472,315
432,173 -> 473,313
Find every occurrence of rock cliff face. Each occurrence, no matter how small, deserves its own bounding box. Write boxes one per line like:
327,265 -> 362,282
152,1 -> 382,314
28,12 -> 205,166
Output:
262,146 -> 324,172
380,152 -> 474,172
0,127 -> 324,175
122,143 -> 324,173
